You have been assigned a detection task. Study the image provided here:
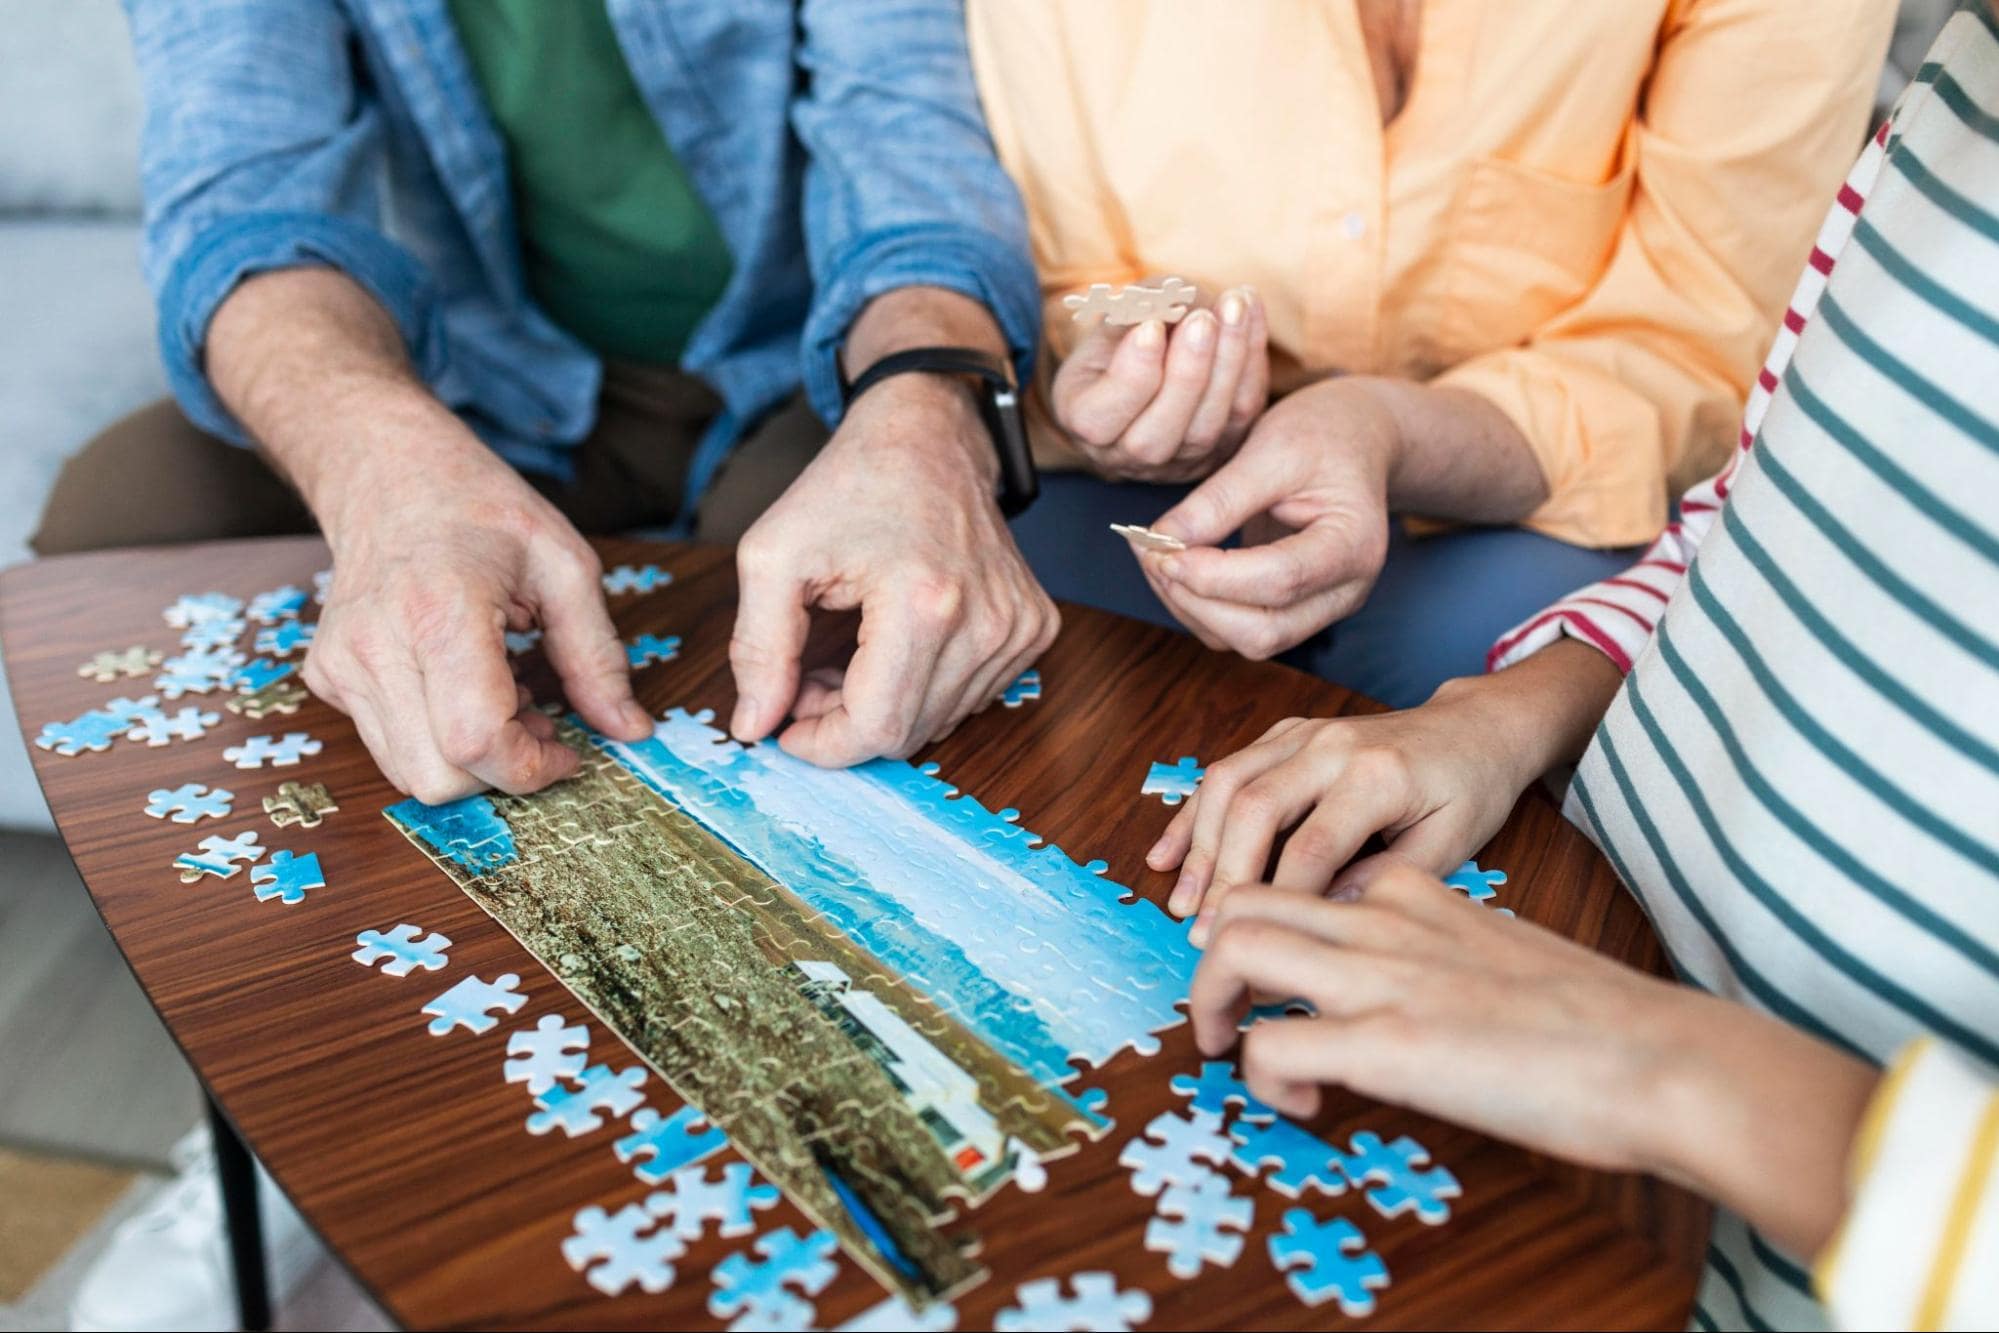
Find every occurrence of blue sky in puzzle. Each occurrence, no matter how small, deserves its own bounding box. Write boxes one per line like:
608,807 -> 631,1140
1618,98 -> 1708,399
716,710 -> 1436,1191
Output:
599,708 -> 1197,1091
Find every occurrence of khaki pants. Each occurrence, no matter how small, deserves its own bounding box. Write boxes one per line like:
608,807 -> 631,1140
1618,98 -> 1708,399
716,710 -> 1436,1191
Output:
30,362 -> 828,556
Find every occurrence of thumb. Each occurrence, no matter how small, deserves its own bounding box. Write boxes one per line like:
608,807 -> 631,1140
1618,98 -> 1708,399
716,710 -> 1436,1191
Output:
729,551 -> 810,742
1151,436 -> 1280,547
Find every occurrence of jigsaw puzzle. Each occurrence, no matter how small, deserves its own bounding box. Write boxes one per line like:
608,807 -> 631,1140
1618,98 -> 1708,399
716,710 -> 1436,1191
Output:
837,1294 -> 959,1331
528,1063 -> 649,1137
994,1273 -> 1152,1332
1339,1131 -> 1461,1224
37,696 -> 158,757
562,1203 -> 683,1296
254,620 -> 316,657
225,732 -> 323,769
174,830 -> 264,884
126,706 -> 220,747
249,849 -> 325,905
1444,861 -> 1507,904
146,783 -> 233,824
645,1162 -> 780,1240
353,924 -> 452,977
1267,1209 -> 1389,1315
1141,757 -> 1204,806
179,618 -> 247,653
231,658 -> 296,694
163,592 -> 244,628
616,1104 -> 727,1183
1119,1110 -> 1232,1197
228,680 -> 309,720
264,781 -> 338,829
709,1227 -> 840,1330
422,973 -> 527,1035
1000,669 -> 1041,708
1228,1117 -> 1347,1198
246,585 -> 309,624
503,1014 -> 589,1093
626,633 -> 682,669
78,646 -> 160,682
603,563 -> 672,595
1062,277 -> 1197,326
1169,1061 -> 1275,1125
1108,524 -> 1188,554
1145,1169 -> 1253,1279
505,629 -> 543,655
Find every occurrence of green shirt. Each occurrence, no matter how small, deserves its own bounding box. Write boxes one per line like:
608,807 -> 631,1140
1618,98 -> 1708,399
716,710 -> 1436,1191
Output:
448,0 -> 733,365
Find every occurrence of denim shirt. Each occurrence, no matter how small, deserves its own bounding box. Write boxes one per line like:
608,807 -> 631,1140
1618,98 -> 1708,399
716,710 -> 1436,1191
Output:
123,0 -> 1040,507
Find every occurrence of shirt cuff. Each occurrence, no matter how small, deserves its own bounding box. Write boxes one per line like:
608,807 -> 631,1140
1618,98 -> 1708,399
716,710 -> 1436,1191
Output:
156,211 -> 447,444
800,222 -> 1042,426
1815,1037 -> 1999,1330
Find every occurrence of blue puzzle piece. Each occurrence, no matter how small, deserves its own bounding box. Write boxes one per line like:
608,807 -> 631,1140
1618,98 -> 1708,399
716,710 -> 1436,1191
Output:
528,1063 -> 647,1136
708,1227 -> 840,1323
1142,756 -> 1204,805
247,585 -> 309,624
352,923 -> 451,976
146,783 -> 234,824
645,1162 -> 780,1240
254,620 -> 316,656
1339,1131 -> 1461,1224
249,849 -> 325,905
423,972 -> 527,1036
627,633 -> 682,668
231,657 -> 296,693
163,592 -> 243,628
1228,1117 -> 1347,1198
1444,859 -> 1507,904
1001,669 -> 1041,708
616,1104 -> 727,1184
179,618 -> 246,652
1170,1060 -> 1277,1124
603,563 -> 672,595
1268,1209 -> 1389,1315
36,709 -> 133,756
385,794 -> 517,871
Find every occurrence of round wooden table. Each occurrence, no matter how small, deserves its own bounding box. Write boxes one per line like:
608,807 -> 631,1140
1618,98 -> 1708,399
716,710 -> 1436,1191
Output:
1,537 -> 1702,1330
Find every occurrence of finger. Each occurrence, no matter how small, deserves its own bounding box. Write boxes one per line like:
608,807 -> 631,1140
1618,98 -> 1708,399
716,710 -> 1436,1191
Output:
1270,781 -> 1412,894
1149,434 -> 1290,547
521,707 -> 558,743
1197,774 -> 1323,934
729,542 -> 813,743
1348,855 -> 1482,927
1238,1013 -> 1427,1120
1227,291 -> 1270,434
1138,554 -> 1233,652
1174,722 -> 1315,920
532,547 -> 650,741
342,687 -> 407,796
1150,719 -> 1314,880
1207,883 -> 1441,960
414,595 -> 581,797
1121,310 -> 1219,465
780,582 -> 951,766
361,638 -> 484,804
1193,917 -> 1420,1050
1143,578 -> 1353,662
1183,291 -> 1253,448
1061,319 -> 1169,451
1160,522 -> 1368,609
790,667 -> 846,723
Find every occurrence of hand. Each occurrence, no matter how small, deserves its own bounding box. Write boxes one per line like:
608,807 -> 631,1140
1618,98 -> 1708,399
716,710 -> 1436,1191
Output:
305,408 -> 651,802
1134,377 -> 1397,660
728,373 -> 1060,766
1191,860 -> 1878,1256
1052,286 -> 1268,483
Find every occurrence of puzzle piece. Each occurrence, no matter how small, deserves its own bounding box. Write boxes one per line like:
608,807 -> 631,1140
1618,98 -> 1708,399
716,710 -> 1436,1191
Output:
1169,1061 -> 1276,1125
708,1227 -> 840,1327
1141,757 -> 1204,806
179,618 -> 247,653
503,1014 -> 589,1094
146,783 -> 234,824
163,592 -> 243,628
163,647 -> 246,679
994,1273 -> 1152,1332
615,1103 -> 726,1180
174,830 -> 264,883
78,646 -> 161,682
126,706 -> 220,746
1061,276 -> 1197,326
561,1202 -> 683,1296
626,633 -> 681,668
254,620 -> 316,657
246,585 -> 309,624
1339,1131 -> 1461,1224
224,732 -> 323,769
645,1162 -> 780,1240
312,569 -> 333,604
151,668 -> 222,700
231,657 -> 296,694
1119,1109 -> 1232,1197
504,628 -> 542,655
249,849 -> 325,905
423,972 -> 527,1035
1108,523 -> 1188,554
1267,1209 -> 1389,1315
352,923 -> 452,977
1001,669 -> 1042,708
603,563 -> 672,595
1145,1169 -> 1253,1279
36,709 -> 133,756
1228,1117 -> 1347,1198
228,680 -> 309,719
1444,860 -> 1507,904
528,1062 -> 648,1136
837,1294 -> 958,1331
264,780 -> 338,828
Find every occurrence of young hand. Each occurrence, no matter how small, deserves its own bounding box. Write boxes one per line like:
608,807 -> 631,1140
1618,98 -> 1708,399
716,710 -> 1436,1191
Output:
1051,286 -> 1268,483
1191,860 -> 1879,1258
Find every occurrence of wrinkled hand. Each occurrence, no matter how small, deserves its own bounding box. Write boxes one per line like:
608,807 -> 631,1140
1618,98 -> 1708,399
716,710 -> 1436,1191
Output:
306,423 -> 650,803
1147,686 -> 1537,939
1133,377 -> 1396,660
728,376 -> 1059,766
1052,287 -> 1268,483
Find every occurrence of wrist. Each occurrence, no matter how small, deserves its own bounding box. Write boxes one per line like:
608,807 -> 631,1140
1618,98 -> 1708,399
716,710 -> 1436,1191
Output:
835,371 -> 1000,492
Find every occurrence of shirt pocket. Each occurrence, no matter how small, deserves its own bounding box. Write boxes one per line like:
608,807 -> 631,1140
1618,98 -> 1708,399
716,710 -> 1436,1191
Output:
1431,144 -> 1635,364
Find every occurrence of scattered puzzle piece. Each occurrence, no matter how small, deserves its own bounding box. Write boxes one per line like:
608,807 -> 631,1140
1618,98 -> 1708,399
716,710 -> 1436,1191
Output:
1146,1169 -> 1253,1279
504,628 -> 542,655
1119,1109 -> 1232,1197
1141,757 -> 1204,806
615,1104 -> 726,1181
145,783 -> 234,824
224,732 -> 323,769
708,1227 -> 840,1327
503,1014 -> 589,1094
1001,669 -> 1042,708
264,780 -> 338,828
179,619 -> 246,653
995,1272 -> 1152,1332
1062,276 -> 1197,326
126,706 -> 220,747
1169,1061 -> 1276,1125
528,1063 -> 647,1136
231,657 -> 295,694
246,585 -> 309,624
645,1162 -> 780,1240
36,710 -> 132,756
249,849 -> 324,905
626,633 -> 681,669
423,973 -> 527,1036
561,1202 -> 683,1297
228,680 -> 309,719
837,1294 -> 958,1331
174,830 -> 264,883
1339,1131 -> 1461,1225
1444,860 -> 1507,904
1108,523 -> 1188,554
352,923 -> 452,977
1228,1117 -> 1347,1198
255,620 -> 316,657
163,592 -> 243,628
603,563 -> 672,595
78,646 -> 160,682
1268,1209 -> 1389,1315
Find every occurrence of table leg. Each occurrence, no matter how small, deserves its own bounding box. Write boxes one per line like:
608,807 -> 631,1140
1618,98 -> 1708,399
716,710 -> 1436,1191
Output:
206,1096 -> 272,1332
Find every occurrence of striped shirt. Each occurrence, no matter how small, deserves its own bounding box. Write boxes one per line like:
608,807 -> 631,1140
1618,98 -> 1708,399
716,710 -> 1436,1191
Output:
1490,7 -> 1999,1328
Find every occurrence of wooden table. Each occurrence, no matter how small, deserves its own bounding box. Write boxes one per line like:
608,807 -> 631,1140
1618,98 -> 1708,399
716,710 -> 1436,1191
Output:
2,537 -> 1703,1331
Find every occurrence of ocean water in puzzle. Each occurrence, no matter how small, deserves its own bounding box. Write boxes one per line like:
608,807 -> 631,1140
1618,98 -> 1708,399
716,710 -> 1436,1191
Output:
384,707 -> 1197,1303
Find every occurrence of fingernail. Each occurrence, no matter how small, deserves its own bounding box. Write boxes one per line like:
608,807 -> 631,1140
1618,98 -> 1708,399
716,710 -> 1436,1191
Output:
1185,312 -> 1215,348
621,702 -> 651,735
1221,293 -> 1246,326
1136,319 -> 1166,349
1189,914 -> 1211,949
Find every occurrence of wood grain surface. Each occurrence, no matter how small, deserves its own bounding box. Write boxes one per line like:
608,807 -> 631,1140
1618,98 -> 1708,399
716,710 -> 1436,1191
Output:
1,537 -> 1704,1331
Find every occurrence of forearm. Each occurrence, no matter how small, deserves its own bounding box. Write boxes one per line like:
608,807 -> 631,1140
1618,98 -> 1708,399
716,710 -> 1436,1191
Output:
1345,376 -> 1550,523
1429,639 -> 1624,781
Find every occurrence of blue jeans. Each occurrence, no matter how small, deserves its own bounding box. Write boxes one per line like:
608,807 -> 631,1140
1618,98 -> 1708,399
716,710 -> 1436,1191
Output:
1009,472 -> 1641,709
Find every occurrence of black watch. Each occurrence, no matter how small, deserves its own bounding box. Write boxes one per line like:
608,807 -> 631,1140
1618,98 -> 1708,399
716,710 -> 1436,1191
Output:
840,345 -> 1038,517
